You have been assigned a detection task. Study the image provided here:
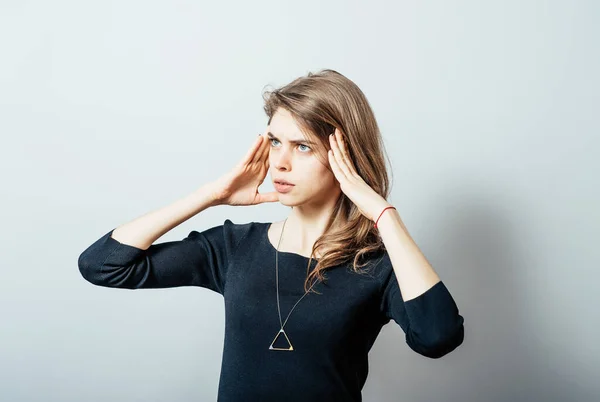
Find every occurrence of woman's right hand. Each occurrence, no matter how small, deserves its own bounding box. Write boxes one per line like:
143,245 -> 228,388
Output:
210,131 -> 279,206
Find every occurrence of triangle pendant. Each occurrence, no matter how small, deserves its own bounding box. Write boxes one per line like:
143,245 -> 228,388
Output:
269,328 -> 294,351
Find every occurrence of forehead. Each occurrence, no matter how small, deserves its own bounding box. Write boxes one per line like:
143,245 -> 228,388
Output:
268,108 -> 306,139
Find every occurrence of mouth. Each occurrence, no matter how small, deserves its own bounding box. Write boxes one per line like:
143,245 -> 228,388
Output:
274,180 -> 295,186
274,181 -> 295,193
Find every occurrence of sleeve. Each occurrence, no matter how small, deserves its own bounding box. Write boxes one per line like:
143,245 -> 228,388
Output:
77,219 -> 241,294
379,258 -> 465,359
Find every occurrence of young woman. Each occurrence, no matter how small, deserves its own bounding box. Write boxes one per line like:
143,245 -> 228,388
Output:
78,69 -> 465,401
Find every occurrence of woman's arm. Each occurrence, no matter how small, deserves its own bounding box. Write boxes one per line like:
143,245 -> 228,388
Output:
110,182 -> 221,250
77,133 -> 273,290
76,182 -> 234,292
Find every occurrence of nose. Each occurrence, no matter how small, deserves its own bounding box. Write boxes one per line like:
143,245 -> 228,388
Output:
272,147 -> 292,171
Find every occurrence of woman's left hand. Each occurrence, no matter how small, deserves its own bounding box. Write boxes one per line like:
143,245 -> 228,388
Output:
328,128 -> 393,222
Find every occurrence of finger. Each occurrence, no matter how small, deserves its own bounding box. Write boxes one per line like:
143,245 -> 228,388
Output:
333,129 -> 354,175
334,129 -> 358,175
254,130 -> 269,162
255,191 -> 280,204
327,149 -> 343,183
329,132 -> 351,180
251,131 -> 270,164
257,130 -> 271,162
242,135 -> 265,166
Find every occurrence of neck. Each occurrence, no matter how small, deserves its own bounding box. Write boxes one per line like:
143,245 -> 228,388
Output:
283,200 -> 341,256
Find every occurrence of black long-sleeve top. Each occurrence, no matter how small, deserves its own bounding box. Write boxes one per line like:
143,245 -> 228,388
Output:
78,219 -> 465,401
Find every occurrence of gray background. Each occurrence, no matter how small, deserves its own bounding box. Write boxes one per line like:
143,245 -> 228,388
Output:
1,1 -> 598,401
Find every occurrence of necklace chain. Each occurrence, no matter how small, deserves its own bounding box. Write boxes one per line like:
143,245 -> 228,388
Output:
275,218 -> 318,330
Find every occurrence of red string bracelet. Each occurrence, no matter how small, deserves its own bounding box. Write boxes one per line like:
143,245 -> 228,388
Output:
374,206 -> 396,228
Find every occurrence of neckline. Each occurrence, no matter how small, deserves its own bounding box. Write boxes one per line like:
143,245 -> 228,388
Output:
264,222 -> 319,262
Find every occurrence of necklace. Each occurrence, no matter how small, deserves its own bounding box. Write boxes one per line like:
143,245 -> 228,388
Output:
269,218 -> 318,351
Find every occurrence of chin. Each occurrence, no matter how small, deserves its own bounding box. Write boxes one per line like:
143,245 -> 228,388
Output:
277,197 -> 297,207
277,193 -> 307,207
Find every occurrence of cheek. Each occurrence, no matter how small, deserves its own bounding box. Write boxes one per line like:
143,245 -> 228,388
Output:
312,166 -> 334,185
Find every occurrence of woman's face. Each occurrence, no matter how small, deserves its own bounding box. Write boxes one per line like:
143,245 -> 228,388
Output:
267,108 -> 340,207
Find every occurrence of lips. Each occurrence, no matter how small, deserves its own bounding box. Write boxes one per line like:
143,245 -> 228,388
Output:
274,181 -> 295,193
274,179 -> 294,186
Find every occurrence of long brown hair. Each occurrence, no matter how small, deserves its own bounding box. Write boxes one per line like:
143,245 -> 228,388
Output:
262,69 -> 394,293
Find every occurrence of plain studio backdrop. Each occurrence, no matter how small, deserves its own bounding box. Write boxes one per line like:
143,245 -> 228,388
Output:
0,1 -> 598,401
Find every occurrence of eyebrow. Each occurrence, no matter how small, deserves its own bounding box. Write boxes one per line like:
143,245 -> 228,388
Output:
267,132 -> 318,146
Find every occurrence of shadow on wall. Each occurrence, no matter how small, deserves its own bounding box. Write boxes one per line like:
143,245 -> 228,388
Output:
364,188 -> 591,402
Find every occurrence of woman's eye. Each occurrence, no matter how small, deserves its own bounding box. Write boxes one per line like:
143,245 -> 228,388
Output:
270,139 -> 311,153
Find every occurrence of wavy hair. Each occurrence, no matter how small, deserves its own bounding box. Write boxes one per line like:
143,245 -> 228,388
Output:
262,69 -> 394,294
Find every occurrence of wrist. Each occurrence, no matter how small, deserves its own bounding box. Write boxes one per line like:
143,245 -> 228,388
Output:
370,200 -> 393,221
196,183 -> 222,208
373,204 -> 396,228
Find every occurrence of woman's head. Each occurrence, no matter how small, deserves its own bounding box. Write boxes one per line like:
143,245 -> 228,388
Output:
262,69 -> 393,291
265,107 -> 341,208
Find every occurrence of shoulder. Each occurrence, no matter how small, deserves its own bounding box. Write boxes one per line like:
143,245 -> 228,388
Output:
188,219 -> 267,251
